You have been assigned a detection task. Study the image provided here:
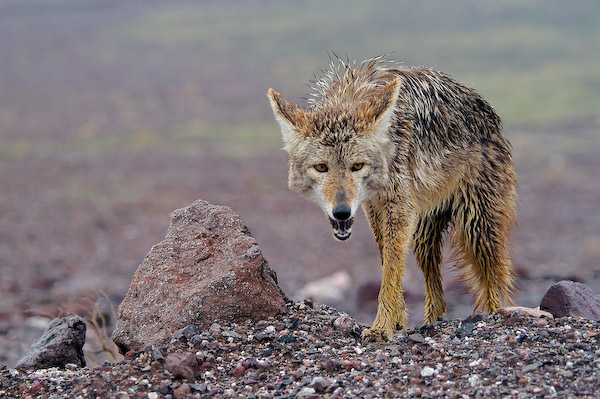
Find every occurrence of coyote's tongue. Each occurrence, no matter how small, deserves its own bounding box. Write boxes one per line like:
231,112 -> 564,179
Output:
329,217 -> 354,241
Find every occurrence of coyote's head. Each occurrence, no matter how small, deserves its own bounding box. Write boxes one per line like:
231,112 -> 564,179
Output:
268,71 -> 400,241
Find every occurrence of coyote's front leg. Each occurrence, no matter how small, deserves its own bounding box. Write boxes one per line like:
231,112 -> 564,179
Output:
362,201 -> 414,342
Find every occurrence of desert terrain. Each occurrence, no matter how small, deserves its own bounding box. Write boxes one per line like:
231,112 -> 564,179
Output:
0,0 -> 598,367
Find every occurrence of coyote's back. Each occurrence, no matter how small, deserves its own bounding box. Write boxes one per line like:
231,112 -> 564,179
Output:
268,57 -> 517,341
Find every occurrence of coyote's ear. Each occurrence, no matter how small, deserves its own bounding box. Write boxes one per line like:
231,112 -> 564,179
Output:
268,88 -> 308,150
364,78 -> 401,137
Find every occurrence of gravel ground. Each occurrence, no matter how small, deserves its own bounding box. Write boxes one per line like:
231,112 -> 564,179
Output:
2,300 -> 600,399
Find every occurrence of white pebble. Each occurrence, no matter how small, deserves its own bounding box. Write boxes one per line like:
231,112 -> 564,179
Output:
421,366 -> 435,377
468,374 -> 480,387
298,387 -> 316,397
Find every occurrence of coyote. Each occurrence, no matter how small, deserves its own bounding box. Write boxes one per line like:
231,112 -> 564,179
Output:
268,57 -> 517,341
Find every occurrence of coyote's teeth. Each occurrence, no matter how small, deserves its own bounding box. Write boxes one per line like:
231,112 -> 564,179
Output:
329,217 -> 354,241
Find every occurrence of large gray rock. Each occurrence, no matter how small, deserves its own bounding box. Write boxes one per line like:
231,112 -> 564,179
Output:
112,199 -> 287,354
15,315 -> 86,370
540,280 -> 600,320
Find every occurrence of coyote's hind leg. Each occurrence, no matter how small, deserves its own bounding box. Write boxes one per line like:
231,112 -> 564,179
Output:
453,182 -> 517,313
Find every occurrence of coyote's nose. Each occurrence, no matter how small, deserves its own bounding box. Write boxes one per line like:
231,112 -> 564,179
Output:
332,205 -> 351,220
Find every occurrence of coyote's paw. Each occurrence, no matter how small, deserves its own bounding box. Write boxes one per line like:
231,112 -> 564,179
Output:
361,325 -> 393,342
395,313 -> 408,331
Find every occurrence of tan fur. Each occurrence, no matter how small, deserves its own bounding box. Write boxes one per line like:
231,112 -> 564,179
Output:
268,57 -> 517,341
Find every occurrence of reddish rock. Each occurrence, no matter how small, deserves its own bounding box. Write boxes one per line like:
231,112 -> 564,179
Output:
112,199 -> 287,353
540,280 -> 600,320
231,364 -> 246,377
164,352 -> 198,376
173,383 -> 191,399
332,313 -> 357,334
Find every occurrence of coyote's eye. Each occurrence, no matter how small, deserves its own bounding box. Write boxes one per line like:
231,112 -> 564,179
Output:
351,162 -> 364,172
314,164 -> 328,173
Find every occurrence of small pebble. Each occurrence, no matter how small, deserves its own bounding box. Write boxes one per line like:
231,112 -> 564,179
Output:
209,323 -> 222,333
408,333 -> 426,344
297,387 -> 316,398
152,348 -> 164,362
468,374 -> 480,387
421,367 -> 435,377
231,365 -> 245,377
222,330 -> 242,339
309,376 -> 331,392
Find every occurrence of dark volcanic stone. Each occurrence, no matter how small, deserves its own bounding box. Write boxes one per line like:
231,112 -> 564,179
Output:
540,280 -> 600,320
456,322 -> 476,338
112,199 -> 287,354
15,315 -> 86,370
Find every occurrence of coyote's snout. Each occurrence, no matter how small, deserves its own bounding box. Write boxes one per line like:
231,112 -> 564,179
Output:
268,57 -> 518,341
330,203 -> 353,241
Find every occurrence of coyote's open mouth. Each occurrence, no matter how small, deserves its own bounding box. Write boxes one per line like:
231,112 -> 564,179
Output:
329,217 -> 354,241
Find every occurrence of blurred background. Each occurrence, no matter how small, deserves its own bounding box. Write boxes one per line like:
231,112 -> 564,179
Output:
1,0 -> 599,366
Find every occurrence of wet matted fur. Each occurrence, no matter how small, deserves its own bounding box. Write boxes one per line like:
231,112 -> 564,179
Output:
268,57 -> 517,341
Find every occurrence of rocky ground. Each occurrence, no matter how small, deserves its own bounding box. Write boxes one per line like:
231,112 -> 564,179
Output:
2,135 -> 599,368
1,4 -> 599,397
2,300 -> 600,399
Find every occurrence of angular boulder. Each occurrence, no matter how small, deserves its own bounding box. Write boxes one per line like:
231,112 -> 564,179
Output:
16,315 -> 86,370
540,280 -> 600,320
112,200 -> 287,354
